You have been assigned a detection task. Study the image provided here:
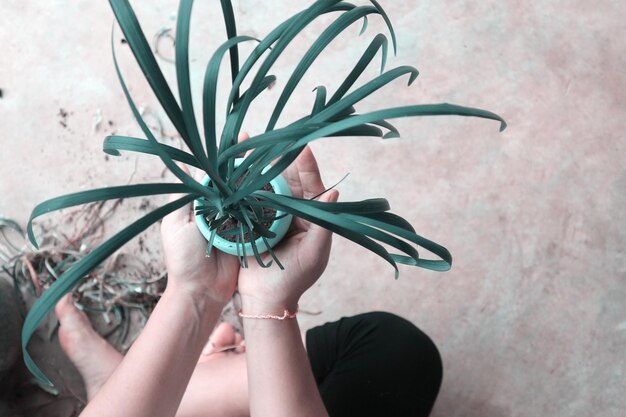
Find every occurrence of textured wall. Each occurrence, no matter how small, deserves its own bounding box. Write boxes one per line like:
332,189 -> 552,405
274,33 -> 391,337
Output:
1,1 -> 625,416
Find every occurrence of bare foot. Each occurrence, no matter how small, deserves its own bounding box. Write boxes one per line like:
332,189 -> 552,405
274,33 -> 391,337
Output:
55,295 -> 123,400
199,322 -> 245,361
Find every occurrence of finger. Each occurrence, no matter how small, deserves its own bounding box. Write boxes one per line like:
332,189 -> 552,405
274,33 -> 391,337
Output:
210,322 -> 237,349
239,132 -> 287,171
194,165 -> 206,182
296,145 -> 325,199
235,339 -> 246,353
236,132 -> 252,158
201,341 -> 216,357
300,188 -> 339,256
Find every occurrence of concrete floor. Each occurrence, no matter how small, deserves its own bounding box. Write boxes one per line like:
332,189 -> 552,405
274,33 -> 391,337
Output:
1,1 -> 625,416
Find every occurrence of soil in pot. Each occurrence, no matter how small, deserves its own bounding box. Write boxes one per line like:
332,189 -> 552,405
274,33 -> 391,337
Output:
204,182 -> 278,243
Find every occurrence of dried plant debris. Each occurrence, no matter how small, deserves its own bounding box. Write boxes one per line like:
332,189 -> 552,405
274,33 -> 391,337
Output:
0,201 -> 166,352
58,108 -> 69,128
1,202 -> 242,414
152,27 -> 176,63
92,109 -> 103,133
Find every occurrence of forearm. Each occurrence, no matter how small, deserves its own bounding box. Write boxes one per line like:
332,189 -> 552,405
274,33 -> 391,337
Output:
80,285 -> 223,417
242,299 -> 329,417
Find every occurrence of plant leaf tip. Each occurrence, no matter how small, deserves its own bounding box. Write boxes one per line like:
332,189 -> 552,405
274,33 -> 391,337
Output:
499,119 -> 507,132
23,347 -> 54,388
383,132 -> 400,139
26,223 -> 40,250
359,16 -> 368,36
104,149 -> 122,156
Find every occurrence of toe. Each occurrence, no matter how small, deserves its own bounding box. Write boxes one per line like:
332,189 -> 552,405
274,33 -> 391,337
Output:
211,322 -> 237,349
54,293 -> 74,320
55,294 -> 92,330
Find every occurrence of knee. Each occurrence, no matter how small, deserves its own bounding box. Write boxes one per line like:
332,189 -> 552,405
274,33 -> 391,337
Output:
358,311 -> 443,380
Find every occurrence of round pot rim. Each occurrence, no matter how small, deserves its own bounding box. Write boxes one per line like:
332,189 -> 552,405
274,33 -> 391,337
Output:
193,161 -> 293,254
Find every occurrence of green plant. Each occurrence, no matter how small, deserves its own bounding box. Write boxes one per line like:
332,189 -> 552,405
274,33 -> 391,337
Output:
23,0 -> 506,385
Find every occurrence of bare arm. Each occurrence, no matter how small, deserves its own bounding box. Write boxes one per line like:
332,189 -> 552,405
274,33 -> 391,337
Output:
238,144 -> 338,417
80,287 -> 222,417
81,172 -> 240,417
242,300 -> 328,417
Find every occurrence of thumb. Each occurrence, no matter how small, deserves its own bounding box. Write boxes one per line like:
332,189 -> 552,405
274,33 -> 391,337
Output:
300,189 -> 339,255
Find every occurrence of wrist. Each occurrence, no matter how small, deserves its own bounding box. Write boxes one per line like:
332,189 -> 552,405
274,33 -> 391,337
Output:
164,281 -> 227,316
167,270 -> 235,304
239,294 -> 299,317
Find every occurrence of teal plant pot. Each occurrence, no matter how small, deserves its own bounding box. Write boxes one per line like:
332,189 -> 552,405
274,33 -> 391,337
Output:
194,160 -> 293,256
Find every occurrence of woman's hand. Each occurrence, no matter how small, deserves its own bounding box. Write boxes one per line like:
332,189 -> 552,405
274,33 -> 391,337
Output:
161,169 -> 240,306
237,144 -> 339,314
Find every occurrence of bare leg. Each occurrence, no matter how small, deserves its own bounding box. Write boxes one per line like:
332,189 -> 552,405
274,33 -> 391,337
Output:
177,349 -> 249,417
55,295 -> 249,416
179,322 -> 249,417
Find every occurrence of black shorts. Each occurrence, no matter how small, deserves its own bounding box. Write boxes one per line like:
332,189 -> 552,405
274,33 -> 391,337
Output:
306,312 -> 443,417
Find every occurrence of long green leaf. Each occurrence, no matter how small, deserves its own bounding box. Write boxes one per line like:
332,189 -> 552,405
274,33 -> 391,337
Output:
222,0 -> 345,151
218,107 -> 244,179
344,212 -> 452,271
218,3 -> 361,181
276,195 -> 391,214
248,233 -> 272,268
238,223 -> 248,267
311,86 -> 327,116
230,120 -> 385,193
254,192 -> 418,262
242,205 -> 274,267
220,124 -> 325,186
175,0 -> 233,194
328,33 -> 388,105
371,119 -> 400,139
328,124 -> 384,137
225,103 -> 506,205
222,1 -> 346,180
312,65 -> 419,123
250,192 -> 401,278
103,136 -> 201,168
233,75 -> 277,111
358,211 -> 416,232
218,0 -> 241,101
22,195 -> 196,387
224,2 -> 357,116
108,0 -> 190,146
111,27 -> 222,201
27,183 -> 193,248
203,36 -> 259,167
175,0 -> 208,167
223,16 -> 293,118
225,119 -> 384,192
266,5 -> 379,131
262,235 -> 284,269
368,0 -> 397,55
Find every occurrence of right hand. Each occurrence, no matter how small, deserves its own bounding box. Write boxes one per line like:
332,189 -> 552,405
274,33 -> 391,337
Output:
237,145 -> 339,314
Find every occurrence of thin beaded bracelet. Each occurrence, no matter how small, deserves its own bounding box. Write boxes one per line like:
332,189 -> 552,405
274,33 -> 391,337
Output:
238,305 -> 299,320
